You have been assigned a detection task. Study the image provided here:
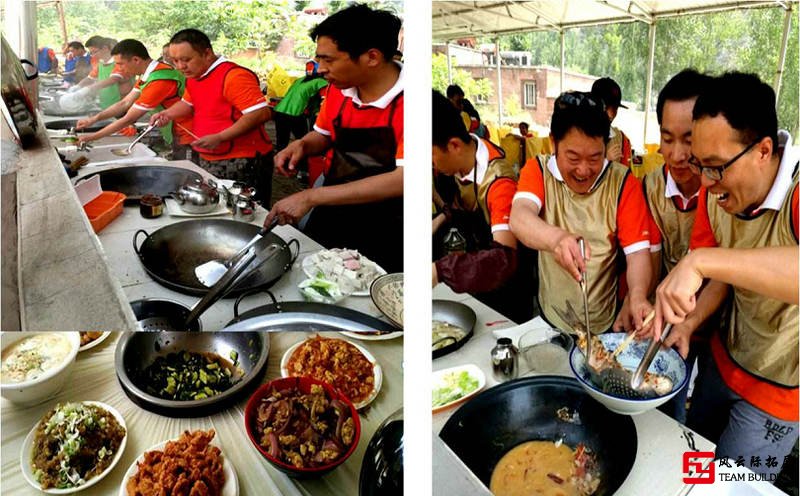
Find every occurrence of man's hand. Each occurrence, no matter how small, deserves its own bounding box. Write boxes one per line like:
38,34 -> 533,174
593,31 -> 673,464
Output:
606,142 -> 622,162
551,232 -> 588,283
191,133 -> 223,151
663,322 -> 693,359
628,293 -> 654,336
274,140 -> 305,176
149,110 -> 172,128
264,189 -> 315,227
75,115 -> 97,130
612,296 -> 633,332
77,133 -> 98,146
654,250 -> 705,339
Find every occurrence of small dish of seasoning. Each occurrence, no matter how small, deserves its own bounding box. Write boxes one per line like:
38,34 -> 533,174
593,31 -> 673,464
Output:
139,194 -> 164,219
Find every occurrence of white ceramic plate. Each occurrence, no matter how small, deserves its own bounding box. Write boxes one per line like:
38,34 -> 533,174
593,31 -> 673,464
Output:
370,273 -> 403,328
21,401 -> 128,494
301,249 -> 386,296
118,436 -> 238,496
431,364 -> 486,414
341,330 -> 403,341
164,197 -> 230,217
78,332 -> 111,352
280,337 -> 383,409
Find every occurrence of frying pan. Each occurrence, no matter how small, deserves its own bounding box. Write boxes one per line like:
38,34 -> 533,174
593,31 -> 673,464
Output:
432,299 -> 476,359
78,166 -> 203,202
439,376 -> 637,496
133,219 -> 299,297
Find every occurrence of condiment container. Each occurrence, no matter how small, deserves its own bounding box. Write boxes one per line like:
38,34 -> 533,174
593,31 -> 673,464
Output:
139,194 -> 164,218
491,337 -> 518,382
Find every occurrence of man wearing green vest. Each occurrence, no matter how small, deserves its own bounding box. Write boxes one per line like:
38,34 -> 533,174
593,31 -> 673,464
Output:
72,36 -> 134,110
77,39 -> 193,160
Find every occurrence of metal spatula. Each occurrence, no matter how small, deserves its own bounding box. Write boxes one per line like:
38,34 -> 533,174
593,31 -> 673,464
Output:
111,123 -> 155,156
194,217 -> 279,287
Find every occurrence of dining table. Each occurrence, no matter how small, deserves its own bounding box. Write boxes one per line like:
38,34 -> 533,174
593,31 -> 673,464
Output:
2,158 -> 403,496
431,283 -> 716,496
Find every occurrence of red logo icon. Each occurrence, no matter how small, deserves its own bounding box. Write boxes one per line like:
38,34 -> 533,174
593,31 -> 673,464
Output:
683,451 -> 715,484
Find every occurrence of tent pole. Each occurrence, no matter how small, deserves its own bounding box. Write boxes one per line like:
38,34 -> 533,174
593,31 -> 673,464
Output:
773,5 -> 792,103
560,29 -> 565,93
496,38 -> 503,126
643,21 -> 657,150
446,40 -> 453,85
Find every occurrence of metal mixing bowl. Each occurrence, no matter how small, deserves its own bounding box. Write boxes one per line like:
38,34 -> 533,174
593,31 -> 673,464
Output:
115,332 -> 269,417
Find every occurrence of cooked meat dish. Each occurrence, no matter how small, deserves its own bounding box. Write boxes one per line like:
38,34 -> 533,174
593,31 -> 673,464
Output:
253,383 -> 355,468
79,331 -> 104,347
126,429 -> 225,496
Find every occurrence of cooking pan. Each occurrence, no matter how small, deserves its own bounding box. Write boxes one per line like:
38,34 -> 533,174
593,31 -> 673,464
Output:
133,219 -> 299,296
78,166 -> 203,202
45,118 -> 112,132
439,376 -> 637,496
225,289 -> 400,334
432,299 -> 476,359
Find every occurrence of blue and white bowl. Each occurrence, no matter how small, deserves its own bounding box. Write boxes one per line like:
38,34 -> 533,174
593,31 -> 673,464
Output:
569,332 -> 688,416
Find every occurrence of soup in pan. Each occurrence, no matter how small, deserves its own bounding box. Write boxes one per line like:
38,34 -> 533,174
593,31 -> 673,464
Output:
490,440 -> 600,496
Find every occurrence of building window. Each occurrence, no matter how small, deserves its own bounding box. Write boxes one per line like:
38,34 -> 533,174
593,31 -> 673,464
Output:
523,81 -> 537,108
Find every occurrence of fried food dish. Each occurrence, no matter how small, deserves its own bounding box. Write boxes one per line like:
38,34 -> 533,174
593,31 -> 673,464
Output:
286,336 -> 374,404
126,429 -> 225,496
79,331 -> 104,347
253,383 -> 355,468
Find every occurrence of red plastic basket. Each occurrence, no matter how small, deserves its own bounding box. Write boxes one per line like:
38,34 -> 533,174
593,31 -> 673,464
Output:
83,191 -> 126,233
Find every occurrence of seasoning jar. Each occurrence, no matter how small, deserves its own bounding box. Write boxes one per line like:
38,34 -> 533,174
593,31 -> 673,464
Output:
491,337 -> 518,382
442,227 -> 467,256
139,194 -> 164,218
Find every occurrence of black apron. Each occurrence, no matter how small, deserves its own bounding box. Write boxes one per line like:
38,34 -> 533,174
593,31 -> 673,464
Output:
303,94 -> 403,272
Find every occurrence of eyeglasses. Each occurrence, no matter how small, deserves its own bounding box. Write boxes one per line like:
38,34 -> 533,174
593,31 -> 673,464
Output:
688,139 -> 762,182
556,92 -> 605,112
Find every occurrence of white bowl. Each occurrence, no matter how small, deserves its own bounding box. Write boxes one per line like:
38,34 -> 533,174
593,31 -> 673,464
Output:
1,332 -> 81,405
568,332 -> 688,416
21,401 -> 127,494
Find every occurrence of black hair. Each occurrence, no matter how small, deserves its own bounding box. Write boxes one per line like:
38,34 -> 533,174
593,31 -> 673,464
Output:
110,39 -> 149,59
310,4 -> 401,61
519,121 -> 529,128
170,28 -> 213,53
462,98 -> 480,121
693,72 -> 778,154
656,69 -> 713,124
433,90 -> 470,148
67,41 -> 84,51
551,91 -> 610,144
446,84 -> 464,99
85,35 -> 113,49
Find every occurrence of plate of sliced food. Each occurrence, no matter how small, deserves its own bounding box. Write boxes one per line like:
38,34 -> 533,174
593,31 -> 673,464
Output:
119,429 -> 237,496
280,335 -> 382,409
301,248 -> 386,296
21,401 -> 127,494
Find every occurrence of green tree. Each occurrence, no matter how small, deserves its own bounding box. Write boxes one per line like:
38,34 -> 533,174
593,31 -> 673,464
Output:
432,53 -> 492,102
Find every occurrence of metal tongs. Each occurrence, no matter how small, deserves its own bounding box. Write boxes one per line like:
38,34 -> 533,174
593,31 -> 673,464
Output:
578,238 -> 593,368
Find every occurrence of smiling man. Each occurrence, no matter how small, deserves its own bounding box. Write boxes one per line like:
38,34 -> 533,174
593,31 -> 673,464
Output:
654,72 -> 799,480
509,91 -> 653,335
149,29 -> 273,202
265,4 -> 403,272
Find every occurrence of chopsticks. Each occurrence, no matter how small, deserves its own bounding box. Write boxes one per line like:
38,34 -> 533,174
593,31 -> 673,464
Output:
173,121 -> 201,140
611,309 -> 655,358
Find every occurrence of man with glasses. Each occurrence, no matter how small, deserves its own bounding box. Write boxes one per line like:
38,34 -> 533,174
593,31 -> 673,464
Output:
71,36 -> 134,109
654,72 -> 799,480
510,91 -> 654,336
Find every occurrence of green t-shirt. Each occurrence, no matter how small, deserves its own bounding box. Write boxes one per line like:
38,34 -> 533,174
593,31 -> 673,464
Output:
274,77 -> 328,116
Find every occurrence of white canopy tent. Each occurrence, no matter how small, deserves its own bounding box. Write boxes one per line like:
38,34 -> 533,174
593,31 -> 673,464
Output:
433,0 -> 797,143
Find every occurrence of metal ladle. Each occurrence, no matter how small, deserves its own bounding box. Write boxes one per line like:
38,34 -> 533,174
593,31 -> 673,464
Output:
111,123 -> 155,156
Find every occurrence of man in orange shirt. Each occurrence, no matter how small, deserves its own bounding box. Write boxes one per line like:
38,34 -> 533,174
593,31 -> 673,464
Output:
150,29 -> 273,203
431,91 -> 534,322
655,73 -> 798,480
265,5 -> 403,272
509,91 -> 654,335
77,39 -> 193,160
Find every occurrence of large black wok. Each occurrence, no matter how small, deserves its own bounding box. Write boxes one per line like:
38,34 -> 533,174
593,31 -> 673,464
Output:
133,219 -> 299,296
440,376 -> 637,496
45,118 -> 112,131
78,166 -> 203,201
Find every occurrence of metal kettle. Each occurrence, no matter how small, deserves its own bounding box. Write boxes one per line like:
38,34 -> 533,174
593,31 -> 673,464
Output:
172,177 -> 220,214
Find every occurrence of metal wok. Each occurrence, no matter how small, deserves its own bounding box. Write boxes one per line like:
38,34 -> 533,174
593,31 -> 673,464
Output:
133,219 -> 299,297
439,376 -> 637,496
78,165 -> 203,201
46,118 -> 112,131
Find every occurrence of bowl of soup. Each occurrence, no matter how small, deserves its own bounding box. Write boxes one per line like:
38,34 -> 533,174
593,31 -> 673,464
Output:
0,332 -> 81,405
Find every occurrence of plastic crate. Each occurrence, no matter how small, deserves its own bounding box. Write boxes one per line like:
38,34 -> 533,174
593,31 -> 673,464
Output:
83,191 -> 126,233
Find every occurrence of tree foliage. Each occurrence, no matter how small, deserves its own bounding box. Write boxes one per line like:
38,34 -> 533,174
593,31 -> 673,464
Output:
432,53 -> 492,101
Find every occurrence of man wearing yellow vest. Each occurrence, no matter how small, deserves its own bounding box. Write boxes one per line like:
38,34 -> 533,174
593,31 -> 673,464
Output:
510,91 -> 654,335
72,36 -> 134,110
76,39 -> 193,160
431,91 -> 534,322
655,72 -> 799,480
591,77 -> 633,168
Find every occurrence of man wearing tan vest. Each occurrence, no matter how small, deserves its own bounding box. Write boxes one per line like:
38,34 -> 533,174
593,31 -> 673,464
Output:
510,91 -> 654,335
655,72 -> 799,480
431,91 -> 534,322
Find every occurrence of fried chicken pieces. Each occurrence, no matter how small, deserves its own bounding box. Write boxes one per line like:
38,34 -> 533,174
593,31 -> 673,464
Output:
126,429 -> 225,496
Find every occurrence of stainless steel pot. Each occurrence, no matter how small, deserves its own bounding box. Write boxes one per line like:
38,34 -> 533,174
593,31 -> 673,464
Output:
172,177 -> 220,214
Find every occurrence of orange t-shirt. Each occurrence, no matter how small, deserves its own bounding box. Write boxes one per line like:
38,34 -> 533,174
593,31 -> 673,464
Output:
487,178 -> 516,231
